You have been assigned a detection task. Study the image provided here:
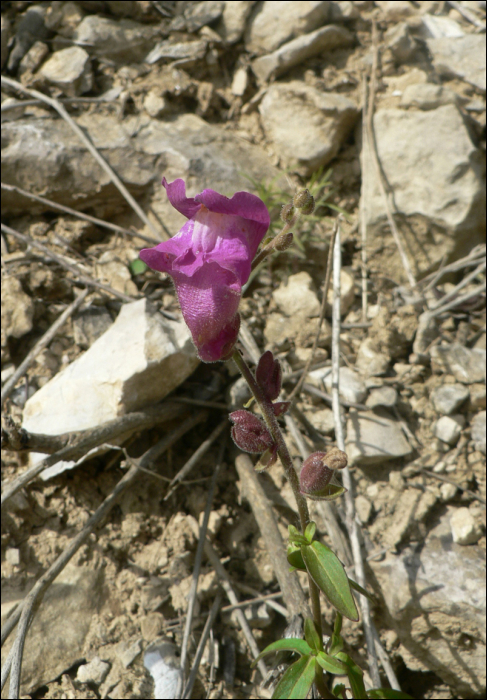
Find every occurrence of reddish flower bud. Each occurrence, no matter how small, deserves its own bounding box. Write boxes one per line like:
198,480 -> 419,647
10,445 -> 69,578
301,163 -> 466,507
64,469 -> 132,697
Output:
299,450 -> 348,501
281,202 -> 295,223
256,443 -> 279,471
272,401 -> 291,417
256,351 -> 282,402
229,410 -> 274,453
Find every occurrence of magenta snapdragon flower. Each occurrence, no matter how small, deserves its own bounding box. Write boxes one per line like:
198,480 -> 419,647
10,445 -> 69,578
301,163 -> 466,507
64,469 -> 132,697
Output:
140,178 -> 270,362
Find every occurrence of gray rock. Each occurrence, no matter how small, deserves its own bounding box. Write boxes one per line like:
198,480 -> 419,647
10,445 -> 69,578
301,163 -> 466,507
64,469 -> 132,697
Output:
439,482 -> 458,502
385,21 -> 417,64
355,337 -> 390,377
346,409 -> 412,465
117,639 -> 143,668
431,343 -> 486,384
421,13 -> 465,39
144,640 -> 181,700
434,415 -> 465,445
252,24 -> 353,84
259,81 -> 358,175
375,0 -> 415,20
370,512 -> 485,697
272,271 -> 320,318
143,90 -> 168,118
183,1 -> 224,33
469,384 -> 486,410
1,276 -> 34,341
400,83 -> 460,110
2,113 -> 285,222
264,312 -> 331,351
2,564 -> 104,696
7,4 -> 48,73
304,407 -> 335,435
355,494 -> 373,524
471,411 -> 486,455
245,1 -> 330,54
40,46 -> 92,96
18,40 -> 49,77
314,366 -> 366,405
427,34 -> 486,92
361,105 -> 485,281
72,16 -> 160,64
22,299 -> 199,436
218,0 -> 256,43
431,384 -> 469,414
231,66 -> 248,95
366,386 -> 398,408
77,657 -> 110,685
145,39 -> 207,65
450,507 -> 482,545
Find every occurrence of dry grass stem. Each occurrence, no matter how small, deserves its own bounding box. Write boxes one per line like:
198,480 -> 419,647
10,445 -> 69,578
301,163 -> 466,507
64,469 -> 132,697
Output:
1,76 -> 164,241
1,288 -> 89,409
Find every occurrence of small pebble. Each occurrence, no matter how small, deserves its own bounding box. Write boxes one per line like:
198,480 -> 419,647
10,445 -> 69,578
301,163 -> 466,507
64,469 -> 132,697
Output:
450,507 -> 481,545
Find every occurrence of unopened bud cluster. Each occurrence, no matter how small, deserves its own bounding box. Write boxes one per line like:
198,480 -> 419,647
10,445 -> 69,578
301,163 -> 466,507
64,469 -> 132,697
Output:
293,189 -> 315,215
229,351 -> 290,470
299,449 -> 348,500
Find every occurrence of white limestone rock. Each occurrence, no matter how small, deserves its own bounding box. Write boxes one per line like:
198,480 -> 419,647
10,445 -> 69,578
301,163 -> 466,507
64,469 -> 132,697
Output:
450,507 -> 482,546
346,409 -> 412,466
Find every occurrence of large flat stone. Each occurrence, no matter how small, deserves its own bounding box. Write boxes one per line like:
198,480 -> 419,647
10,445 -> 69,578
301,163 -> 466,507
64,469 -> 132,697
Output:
22,299 -> 199,436
346,408 -> 412,465
427,34 -> 486,93
360,105 -> 485,281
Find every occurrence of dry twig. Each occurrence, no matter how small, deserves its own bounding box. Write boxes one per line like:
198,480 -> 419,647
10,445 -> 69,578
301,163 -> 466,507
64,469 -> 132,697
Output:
2,224 -> 139,304
1,288 -> 89,409
1,76 -> 164,241
0,183 -> 160,246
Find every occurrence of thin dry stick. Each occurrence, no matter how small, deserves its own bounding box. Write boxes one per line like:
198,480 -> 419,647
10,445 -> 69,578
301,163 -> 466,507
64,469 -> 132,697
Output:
187,515 -> 268,680
2,422 -> 195,695
222,591 -> 285,615
1,403 -> 194,509
420,244 -> 485,291
1,76 -> 164,241
288,219 -> 339,402
164,419 -> 228,500
178,438 -> 226,697
366,22 -> 416,289
428,262 -> 486,312
360,72 -> 369,323
1,224 -> 138,304
0,183 -> 160,246
182,592 -> 223,700
330,223 -> 382,689
234,452 -> 310,619
1,288 -> 89,409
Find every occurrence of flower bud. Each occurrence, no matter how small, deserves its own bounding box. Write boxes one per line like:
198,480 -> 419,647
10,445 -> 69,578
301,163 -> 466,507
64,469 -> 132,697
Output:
256,351 -> 282,401
281,203 -> 295,223
293,189 -> 314,212
324,447 -> 348,470
274,232 -> 294,252
256,443 -> 279,470
300,453 -> 333,499
229,410 -> 274,453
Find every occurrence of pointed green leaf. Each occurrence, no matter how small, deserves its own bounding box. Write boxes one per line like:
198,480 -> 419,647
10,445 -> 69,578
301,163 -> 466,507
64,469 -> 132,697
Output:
301,542 -> 359,621
251,638 -> 312,667
304,617 -> 322,652
335,653 -> 367,699
303,484 -> 347,501
272,655 -> 316,699
328,631 -> 344,657
304,521 -> 316,543
287,544 -> 306,571
367,690 -> 413,699
316,651 -> 348,675
348,578 -> 375,602
288,525 -> 309,546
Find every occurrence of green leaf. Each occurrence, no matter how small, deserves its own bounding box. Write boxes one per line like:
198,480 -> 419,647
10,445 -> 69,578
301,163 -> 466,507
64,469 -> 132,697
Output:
316,651 -> 348,675
304,617 -> 322,652
129,259 -> 147,275
328,631 -> 344,657
333,683 -> 347,698
304,521 -> 316,543
367,690 -> 413,699
287,544 -> 306,572
348,578 -> 375,603
301,542 -> 359,621
288,524 -> 308,546
303,484 -> 347,501
335,653 -> 367,699
272,654 -> 316,699
251,638 -> 312,667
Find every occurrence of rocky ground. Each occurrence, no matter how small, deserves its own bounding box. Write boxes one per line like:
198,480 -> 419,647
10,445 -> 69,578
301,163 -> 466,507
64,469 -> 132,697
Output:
1,1 -> 486,699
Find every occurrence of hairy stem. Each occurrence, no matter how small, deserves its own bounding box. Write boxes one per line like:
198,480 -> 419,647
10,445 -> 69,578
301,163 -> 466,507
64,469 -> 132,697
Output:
232,348 -> 327,693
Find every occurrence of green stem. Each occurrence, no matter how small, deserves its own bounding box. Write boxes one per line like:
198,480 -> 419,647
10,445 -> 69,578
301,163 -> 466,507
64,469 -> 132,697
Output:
232,348 -> 328,695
